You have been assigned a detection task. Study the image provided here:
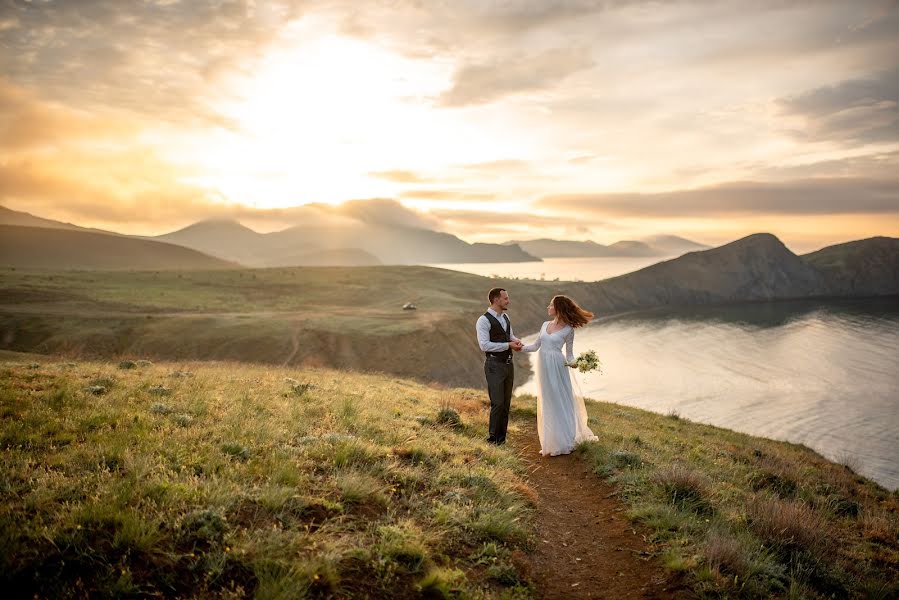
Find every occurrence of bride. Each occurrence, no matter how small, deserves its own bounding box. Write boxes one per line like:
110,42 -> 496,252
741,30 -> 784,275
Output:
522,295 -> 598,456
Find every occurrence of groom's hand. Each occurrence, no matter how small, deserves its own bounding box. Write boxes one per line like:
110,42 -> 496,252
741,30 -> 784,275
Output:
510,341 -> 523,352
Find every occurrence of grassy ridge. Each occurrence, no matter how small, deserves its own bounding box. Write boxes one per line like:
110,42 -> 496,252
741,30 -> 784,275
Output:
569,401 -> 899,598
0,266 -> 571,388
0,356 -> 536,598
2,353 -> 897,598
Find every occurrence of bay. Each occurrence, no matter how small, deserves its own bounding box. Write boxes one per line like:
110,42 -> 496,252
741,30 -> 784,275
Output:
427,256 -> 677,282
515,297 -> 899,490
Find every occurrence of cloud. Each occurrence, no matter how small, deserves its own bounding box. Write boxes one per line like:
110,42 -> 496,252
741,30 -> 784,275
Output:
0,0 -> 305,124
430,208 -> 613,229
778,67 -> 899,145
368,170 -> 431,183
0,152 -> 222,226
0,79 -> 138,149
455,159 -> 533,174
438,46 -> 595,107
747,151 -> 899,181
328,198 -> 443,230
398,189 -> 497,202
537,178 -> 899,217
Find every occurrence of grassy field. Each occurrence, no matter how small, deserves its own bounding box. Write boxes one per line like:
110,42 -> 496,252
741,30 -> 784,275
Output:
0,354 -> 537,598
2,353 -> 897,598
0,266 -> 584,389
0,265 -> 556,316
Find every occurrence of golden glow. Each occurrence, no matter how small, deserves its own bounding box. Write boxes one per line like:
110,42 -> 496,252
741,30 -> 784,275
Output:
181,17 -> 533,208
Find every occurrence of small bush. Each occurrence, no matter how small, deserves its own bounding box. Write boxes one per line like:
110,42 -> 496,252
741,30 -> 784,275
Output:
118,360 -> 136,369
610,450 -> 642,469
861,508 -> 898,544
418,567 -> 466,598
148,385 -> 170,396
436,407 -> 462,428
90,377 -> 115,389
285,379 -> 315,396
172,414 -> 194,427
704,530 -> 749,577
747,496 -> 828,554
378,522 -> 429,573
336,472 -> 387,506
179,509 -> 228,547
654,465 -> 712,514
222,443 -> 251,461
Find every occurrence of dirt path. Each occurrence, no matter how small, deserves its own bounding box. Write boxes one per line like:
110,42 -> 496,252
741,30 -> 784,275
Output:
509,422 -> 688,599
281,324 -> 302,367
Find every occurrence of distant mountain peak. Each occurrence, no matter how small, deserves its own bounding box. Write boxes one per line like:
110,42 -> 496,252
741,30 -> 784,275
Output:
161,219 -> 262,237
724,232 -> 787,249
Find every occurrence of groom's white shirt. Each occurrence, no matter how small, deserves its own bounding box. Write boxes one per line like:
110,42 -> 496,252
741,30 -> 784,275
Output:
476,308 -> 521,352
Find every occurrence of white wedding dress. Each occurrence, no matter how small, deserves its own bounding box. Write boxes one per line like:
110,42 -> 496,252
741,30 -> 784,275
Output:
523,322 -> 598,456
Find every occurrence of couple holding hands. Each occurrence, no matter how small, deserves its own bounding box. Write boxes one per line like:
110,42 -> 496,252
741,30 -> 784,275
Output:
475,288 -> 598,457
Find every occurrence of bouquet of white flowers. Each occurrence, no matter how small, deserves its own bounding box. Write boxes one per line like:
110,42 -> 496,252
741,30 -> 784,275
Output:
571,350 -> 601,374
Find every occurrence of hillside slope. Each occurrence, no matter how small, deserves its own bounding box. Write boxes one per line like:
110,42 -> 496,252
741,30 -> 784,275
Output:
0,225 -> 236,270
802,236 -> 899,296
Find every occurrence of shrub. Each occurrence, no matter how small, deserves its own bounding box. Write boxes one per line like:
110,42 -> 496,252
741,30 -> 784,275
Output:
418,567 -> 466,598
610,450 -> 642,469
436,407 -> 462,428
747,495 -> 828,554
377,522 -> 429,573
654,465 -> 712,514
222,443 -> 251,461
172,414 -> 193,427
179,509 -> 228,547
704,530 -> 749,577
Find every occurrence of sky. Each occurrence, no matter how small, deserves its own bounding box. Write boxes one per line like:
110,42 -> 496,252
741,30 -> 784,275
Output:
1,0 -> 898,253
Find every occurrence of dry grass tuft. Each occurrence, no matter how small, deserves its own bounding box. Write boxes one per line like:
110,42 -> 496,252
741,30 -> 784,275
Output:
654,464 -> 712,514
747,495 -> 829,553
861,508 -> 899,545
703,530 -> 749,577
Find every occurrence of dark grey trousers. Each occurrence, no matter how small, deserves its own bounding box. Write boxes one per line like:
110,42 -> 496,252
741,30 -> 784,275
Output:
485,359 -> 514,444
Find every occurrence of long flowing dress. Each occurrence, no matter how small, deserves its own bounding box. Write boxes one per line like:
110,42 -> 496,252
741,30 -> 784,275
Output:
523,322 -> 598,456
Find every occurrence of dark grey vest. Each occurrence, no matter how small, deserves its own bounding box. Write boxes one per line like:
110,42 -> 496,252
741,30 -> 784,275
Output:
484,312 -> 512,360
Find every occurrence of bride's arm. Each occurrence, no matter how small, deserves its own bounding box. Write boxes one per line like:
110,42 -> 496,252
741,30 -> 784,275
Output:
521,323 -> 543,352
521,337 -> 541,352
564,328 -> 575,364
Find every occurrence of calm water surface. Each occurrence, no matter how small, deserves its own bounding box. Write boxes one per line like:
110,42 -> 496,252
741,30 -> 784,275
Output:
515,298 -> 899,490
428,256 -> 676,282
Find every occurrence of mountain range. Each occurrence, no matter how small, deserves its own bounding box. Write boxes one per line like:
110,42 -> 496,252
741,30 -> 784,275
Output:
0,205 -> 709,268
507,235 -> 708,258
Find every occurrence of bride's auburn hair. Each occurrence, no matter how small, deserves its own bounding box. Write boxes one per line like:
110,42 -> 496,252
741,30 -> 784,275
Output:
552,295 -> 594,328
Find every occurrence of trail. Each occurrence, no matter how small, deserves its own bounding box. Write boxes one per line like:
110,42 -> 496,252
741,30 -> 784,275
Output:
509,421 -> 688,599
282,324 -> 302,367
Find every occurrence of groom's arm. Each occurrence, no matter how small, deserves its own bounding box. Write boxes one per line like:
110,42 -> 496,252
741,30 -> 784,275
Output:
508,325 -> 523,351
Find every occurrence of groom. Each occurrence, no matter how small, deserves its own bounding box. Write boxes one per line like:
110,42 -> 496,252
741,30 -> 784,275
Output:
476,288 -> 523,445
